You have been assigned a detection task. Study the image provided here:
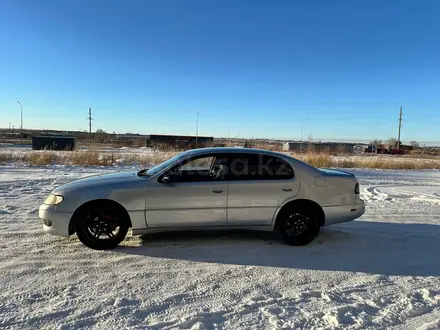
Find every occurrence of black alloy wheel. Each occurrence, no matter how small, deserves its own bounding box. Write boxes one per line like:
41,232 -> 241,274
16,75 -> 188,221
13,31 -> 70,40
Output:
76,206 -> 129,250
279,208 -> 320,246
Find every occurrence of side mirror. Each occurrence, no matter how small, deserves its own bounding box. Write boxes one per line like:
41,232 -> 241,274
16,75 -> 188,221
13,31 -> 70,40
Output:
161,175 -> 172,183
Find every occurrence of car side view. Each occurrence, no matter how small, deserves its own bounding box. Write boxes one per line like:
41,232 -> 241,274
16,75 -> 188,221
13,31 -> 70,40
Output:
39,148 -> 365,250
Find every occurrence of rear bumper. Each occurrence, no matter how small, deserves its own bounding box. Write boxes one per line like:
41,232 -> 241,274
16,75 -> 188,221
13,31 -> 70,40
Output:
39,204 -> 73,237
322,201 -> 365,226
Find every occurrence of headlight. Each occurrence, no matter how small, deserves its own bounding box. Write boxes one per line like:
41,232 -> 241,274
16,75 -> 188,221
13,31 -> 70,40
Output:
44,194 -> 64,205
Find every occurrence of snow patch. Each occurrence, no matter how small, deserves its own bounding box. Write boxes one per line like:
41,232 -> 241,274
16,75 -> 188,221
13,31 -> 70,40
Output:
411,196 -> 440,205
417,319 -> 440,330
1,167 -> 440,329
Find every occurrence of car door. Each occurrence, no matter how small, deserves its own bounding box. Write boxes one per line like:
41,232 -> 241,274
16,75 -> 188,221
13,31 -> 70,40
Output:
226,153 -> 300,226
144,154 -> 229,228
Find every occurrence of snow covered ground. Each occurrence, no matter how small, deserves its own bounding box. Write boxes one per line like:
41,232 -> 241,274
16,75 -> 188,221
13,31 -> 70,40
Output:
0,166 -> 439,329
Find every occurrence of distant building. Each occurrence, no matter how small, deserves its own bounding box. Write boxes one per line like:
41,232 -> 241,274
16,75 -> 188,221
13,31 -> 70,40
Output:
353,145 -> 374,153
146,134 -> 214,148
115,134 -> 146,141
283,141 -> 355,153
32,136 -> 77,151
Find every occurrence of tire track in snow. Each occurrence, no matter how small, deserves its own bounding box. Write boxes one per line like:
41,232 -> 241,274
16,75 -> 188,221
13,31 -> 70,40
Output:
1,167 -> 440,329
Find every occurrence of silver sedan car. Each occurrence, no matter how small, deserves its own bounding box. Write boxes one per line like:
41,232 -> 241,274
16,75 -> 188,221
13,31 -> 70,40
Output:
39,148 -> 365,250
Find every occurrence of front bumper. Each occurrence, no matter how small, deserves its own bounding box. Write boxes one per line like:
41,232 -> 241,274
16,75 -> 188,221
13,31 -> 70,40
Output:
39,204 -> 73,237
322,201 -> 365,226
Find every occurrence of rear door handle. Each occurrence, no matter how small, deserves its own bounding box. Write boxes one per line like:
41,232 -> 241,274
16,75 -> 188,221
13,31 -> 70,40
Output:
282,188 -> 292,192
212,189 -> 223,193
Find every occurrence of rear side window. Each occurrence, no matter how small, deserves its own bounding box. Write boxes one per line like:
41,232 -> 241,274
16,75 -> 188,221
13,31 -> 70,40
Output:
228,154 -> 294,180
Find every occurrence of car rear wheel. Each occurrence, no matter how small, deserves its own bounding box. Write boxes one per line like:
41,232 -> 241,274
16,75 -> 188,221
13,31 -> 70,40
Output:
75,205 -> 129,250
279,207 -> 320,246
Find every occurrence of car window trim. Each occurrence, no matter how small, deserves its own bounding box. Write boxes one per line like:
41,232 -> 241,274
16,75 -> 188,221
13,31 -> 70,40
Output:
157,152 -> 229,183
225,152 -> 295,181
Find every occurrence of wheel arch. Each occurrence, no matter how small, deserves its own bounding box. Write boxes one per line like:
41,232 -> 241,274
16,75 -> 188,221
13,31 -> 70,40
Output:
68,199 -> 132,235
273,199 -> 325,229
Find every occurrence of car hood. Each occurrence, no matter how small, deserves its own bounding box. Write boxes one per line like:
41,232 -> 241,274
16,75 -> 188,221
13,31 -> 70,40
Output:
53,171 -> 141,193
319,168 -> 355,177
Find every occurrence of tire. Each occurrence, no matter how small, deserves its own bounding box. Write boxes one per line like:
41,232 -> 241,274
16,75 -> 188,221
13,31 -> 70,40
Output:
75,203 -> 129,250
279,206 -> 320,246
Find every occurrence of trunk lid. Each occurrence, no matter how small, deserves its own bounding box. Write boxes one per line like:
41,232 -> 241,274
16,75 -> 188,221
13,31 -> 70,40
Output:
319,168 -> 355,177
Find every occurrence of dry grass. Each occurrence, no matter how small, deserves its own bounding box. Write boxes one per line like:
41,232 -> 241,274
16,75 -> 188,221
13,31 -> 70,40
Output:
0,149 -> 177,167
292,152 -> 334,168
1,148 -> 440,169
71,151 -> 102,166
287,152 -> 440,170
0,152 -> 16,163
26,152 -> 60,166
0,151 -> 62,166
150,142 -> 197,152
331,154 -> 440,170
253,142 -> 283,152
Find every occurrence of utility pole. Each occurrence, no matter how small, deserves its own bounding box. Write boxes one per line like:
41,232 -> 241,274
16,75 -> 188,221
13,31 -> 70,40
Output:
373,121 -> 379,153
87,107 -> 93,145
397,106 -> 403,149
17,101 -> 23,134
195,111 -> 199,148
300,117 -> 308,152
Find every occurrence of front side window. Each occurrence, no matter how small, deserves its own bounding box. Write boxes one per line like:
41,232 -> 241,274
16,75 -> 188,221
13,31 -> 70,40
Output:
164,154 -> 228,182
181,156 -> 214,171
146,150 -> 193,176
228,154 -> 294,180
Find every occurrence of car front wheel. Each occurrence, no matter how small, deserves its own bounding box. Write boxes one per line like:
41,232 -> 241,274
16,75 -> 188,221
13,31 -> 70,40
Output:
279,207 -> 320,246
75,204 -> 129,250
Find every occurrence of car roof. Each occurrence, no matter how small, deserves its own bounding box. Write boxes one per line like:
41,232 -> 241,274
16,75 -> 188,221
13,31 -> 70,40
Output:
186,147 -> 286,157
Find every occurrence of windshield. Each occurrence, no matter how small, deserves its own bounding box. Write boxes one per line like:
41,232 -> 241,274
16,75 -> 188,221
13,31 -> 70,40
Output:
144,151 -> 192,176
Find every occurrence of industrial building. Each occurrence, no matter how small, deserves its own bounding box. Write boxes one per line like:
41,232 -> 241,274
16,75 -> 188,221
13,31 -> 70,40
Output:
115,134 -> 148,141
32,136 -> 77,151
283,141 -> 356,153
146,134 -> 214,148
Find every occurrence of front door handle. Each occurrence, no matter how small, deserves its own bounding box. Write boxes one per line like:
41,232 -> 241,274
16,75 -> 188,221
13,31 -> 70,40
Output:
212,189 -> 223,193
282,187 -> 292,192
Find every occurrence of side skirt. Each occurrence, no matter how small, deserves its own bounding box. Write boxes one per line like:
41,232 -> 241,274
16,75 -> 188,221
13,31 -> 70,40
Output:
132,225 -> 273,236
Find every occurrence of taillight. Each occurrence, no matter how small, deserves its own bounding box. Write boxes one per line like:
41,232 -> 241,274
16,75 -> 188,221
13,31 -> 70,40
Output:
355,182 -> 360,194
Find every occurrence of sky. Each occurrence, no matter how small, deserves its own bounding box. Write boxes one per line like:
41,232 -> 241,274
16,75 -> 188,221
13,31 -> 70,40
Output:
0,0 -> 439,143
